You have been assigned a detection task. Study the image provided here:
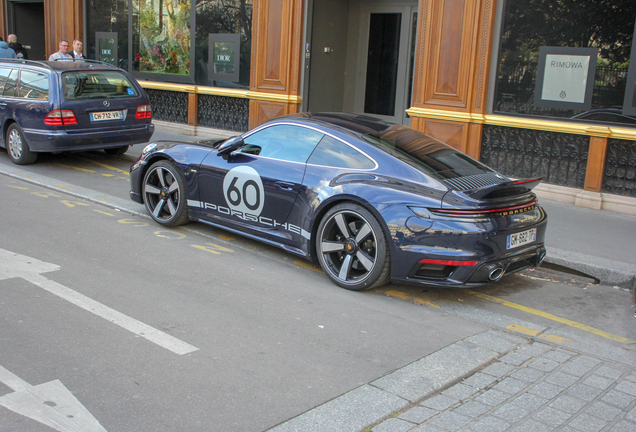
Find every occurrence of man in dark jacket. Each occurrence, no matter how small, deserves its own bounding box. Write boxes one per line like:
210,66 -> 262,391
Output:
7,34 -> 27,59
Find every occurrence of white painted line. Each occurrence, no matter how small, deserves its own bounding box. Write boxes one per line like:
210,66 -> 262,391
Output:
0,365 -> 108,432
0,249 -> 198,355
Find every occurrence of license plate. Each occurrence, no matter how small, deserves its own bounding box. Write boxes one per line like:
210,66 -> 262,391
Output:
507,228 -> 537,249
90,110 -> 124,121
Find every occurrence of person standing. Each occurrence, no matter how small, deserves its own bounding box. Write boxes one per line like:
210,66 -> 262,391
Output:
0,38 -> 17,59
7,34 -> 27,59
48,39 -> 72,61
70,39 -> 84,59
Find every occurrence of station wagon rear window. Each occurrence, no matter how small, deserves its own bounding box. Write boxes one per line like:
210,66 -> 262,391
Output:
62,71 -> 139,100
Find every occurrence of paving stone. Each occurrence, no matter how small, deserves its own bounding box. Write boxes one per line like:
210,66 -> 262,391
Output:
475,389 -> 511,407
567,412 -> 609,432
462,372 -> 498,390
528,357 -> 560,372
571,356 -> 602,368
560,362 -> 595,378
585,401 -> 622,422
625,372 -> 636,383
429,411 -> 472,431
541,349 -> 575,363
411,424 -> 445,432
615,380 -> 636,397
372,418 -> 415,432
626,405 -> 636,422
465,415 -> 510,432
510,419 -> 552,432
511,367 -> 545,383
492,403 -> 530,423
420,395 -> 458,411
465,331 -> 525,354
528,381 -> 565,399
515,343 -> 551,357
499,352 -> 531,366
453,401 -> 491,418
601,389 -> 635,409
492,377 -> 529,395
481,362 -> 515,378
567,384 -> 603,402
610,420 -> 636,432
548,395 -> 588,414
442,383 -> 479,401
399,406 -> 437,424
533,406 -> 571,427
582,374 -> 614,391
511,393 -> 549,411
544,371 -> 580,388
594,365 -> 624,380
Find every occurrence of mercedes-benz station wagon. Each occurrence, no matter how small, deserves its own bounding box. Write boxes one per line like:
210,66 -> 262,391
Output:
0,59 -> 154,165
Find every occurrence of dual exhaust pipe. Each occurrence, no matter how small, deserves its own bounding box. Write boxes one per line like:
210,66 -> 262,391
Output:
488,248 -> 546,281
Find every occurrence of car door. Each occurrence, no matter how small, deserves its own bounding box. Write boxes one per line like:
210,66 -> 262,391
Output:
196,123 -> 324,242
0,67 -> 15,137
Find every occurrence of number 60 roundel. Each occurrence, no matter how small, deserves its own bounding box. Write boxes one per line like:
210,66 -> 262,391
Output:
222,166 -> 265,216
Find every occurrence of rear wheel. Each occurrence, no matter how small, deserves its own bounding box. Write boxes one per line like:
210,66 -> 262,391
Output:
104,145 -> 129,155
6,124 -> 37,165
142,160 -> 189,226
316,203 -> 390,290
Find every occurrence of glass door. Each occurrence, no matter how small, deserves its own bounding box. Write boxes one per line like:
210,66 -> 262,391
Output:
355,3 -> 418,125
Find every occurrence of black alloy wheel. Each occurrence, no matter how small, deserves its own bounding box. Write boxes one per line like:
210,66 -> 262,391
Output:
316,203 -> 390,290
142,160 -> 189,227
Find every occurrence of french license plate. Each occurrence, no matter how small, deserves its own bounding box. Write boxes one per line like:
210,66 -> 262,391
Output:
90,110 -> 123,121
507,228 -> 537,249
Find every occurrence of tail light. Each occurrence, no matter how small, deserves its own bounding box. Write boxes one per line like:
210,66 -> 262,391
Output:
429,199 -> 538,218
44,109 -> 78,125
418,259 -> 477,266
135,104 -> 152,119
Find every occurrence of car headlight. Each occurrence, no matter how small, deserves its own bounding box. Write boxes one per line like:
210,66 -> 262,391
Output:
142,143 -> 158,155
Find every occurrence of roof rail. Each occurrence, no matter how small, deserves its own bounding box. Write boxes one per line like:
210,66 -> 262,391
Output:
0,58 -> 119,69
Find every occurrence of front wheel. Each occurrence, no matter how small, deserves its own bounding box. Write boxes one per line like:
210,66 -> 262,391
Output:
142,160 -> 189,227
316,203 -> 390,290
6,124 -> 37,165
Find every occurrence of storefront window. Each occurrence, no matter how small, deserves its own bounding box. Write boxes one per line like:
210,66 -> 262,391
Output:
86,0 -> 251,89
494,0 -> 636,126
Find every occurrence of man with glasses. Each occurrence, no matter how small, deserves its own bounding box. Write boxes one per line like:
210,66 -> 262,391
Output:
49,39 -> 72,61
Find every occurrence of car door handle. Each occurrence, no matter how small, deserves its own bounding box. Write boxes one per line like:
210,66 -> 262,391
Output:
275,181 -> 295,191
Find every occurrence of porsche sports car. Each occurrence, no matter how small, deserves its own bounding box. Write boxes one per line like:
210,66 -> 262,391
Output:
130,113 -> 547,290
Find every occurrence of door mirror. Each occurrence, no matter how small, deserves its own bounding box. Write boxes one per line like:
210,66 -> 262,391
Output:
217,136 -> 245,157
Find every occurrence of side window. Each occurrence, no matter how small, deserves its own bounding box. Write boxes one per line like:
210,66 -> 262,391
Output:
308,135 -> 376,169
242,125 -> 324,163
0,68 -> 12,95
18,71 -> 49,100
2,69 -> 17,97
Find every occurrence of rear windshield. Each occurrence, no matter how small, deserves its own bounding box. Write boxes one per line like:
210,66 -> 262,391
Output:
62,71 -> 139,100
363,124 -> 493,180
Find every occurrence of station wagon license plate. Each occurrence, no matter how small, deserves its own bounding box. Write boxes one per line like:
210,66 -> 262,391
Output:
90,110 -> 124,121
507,228 -> 536,249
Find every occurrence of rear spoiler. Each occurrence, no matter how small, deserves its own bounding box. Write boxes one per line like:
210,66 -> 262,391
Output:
457,177 -> 543,201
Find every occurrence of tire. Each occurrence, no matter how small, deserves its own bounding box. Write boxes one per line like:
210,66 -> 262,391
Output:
316,203 -> 390,290
104,145 -> 129,155
6,123 -> 37,165
142,160 -> 189,227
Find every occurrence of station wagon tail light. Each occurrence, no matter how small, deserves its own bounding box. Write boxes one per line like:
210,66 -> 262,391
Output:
135,105 -> 152,119
44,109 -> 77,126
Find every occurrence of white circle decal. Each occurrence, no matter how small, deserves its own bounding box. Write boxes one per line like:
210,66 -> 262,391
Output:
223,166 -> 265,216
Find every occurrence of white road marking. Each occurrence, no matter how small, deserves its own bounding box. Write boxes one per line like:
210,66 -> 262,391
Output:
0,248 -> 199,355
0,365 -> 107,432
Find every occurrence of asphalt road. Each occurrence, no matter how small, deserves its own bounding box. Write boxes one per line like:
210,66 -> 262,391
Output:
0,131 -> 634,432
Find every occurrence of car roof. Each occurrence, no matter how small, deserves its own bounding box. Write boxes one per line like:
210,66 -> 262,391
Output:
0,59 -> 121,73
280,112 -> 394,136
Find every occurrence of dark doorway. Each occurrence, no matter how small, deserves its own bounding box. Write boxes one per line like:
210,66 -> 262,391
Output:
8,0 -> 46,60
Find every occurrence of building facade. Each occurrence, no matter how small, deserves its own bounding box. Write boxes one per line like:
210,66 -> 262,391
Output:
3,0 -> 636,213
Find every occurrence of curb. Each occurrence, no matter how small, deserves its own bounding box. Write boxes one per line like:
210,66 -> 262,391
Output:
544,247 -> 636,292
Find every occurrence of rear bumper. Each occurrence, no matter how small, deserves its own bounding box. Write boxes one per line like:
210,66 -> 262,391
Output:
22,123 -> 155,152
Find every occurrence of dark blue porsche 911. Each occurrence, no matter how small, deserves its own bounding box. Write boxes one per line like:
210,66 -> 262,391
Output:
130,113 -> 547,290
